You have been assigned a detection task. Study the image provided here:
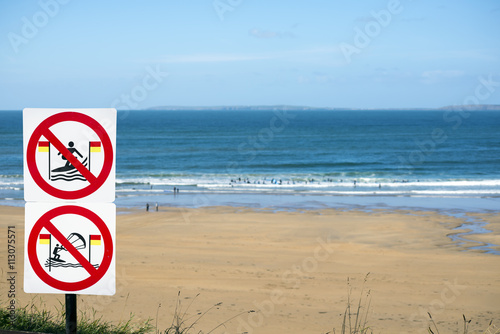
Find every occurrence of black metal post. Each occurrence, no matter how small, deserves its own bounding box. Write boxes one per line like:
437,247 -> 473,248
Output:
65,294 -> 77,334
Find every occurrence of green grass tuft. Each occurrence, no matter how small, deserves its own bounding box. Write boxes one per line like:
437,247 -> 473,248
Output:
156,291 -> 254,334
333,272 -> 373,334
427,313 -> 499,334
0,299 -> 152,334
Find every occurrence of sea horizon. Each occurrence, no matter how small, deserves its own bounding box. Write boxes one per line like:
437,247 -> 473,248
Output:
2,109 -> 500,212
3,103 -> 500,112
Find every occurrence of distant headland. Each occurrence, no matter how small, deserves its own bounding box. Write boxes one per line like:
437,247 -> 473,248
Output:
146,104 -> 500,111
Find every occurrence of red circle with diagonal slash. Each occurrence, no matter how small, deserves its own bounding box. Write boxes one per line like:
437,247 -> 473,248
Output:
27,205 -> 113,291
26,111 -> 113,200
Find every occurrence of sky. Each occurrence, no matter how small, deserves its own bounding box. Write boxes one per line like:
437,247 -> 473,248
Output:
0,0 -> 499,109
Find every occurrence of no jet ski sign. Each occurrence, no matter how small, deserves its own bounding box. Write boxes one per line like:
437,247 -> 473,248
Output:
23,108 -> 116,202
24,202 -> 116,295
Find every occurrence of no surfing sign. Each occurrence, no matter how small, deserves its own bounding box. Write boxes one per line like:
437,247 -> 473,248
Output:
23,108 -> 116,202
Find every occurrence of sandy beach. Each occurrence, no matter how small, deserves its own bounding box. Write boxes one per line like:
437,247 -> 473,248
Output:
1,204 -> 499,333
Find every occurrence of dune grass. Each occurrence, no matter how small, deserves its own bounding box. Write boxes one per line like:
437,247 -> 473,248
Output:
324,273 -> 498,334
156,291 -> 255,334
2,281 -> 497,334
325,273 -> 372,334
0,298 -> 152,334
427,313 -> 499,334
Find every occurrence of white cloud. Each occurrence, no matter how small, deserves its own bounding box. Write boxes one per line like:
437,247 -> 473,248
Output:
421,70 -> 465,84
297,71 -> 335,85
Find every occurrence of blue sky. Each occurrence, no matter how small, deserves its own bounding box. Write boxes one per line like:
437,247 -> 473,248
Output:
1,0 -> 499,109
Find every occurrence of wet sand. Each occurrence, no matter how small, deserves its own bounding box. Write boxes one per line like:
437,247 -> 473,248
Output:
1,205 -> 499,333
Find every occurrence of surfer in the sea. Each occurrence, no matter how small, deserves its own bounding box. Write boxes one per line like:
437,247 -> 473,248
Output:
54,141 -> 83,172
52,243 -> 66,262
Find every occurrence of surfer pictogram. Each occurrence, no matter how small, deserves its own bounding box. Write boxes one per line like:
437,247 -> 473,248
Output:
39,233 -> 101,271
37,140 -> 102,182
55,141 -> 83,170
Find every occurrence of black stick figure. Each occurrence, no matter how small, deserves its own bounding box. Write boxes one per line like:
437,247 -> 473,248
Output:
58,141 -> 83,167
52,244 -> 66,261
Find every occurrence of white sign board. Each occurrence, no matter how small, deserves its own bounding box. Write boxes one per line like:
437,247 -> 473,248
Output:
24,202 -> 116,295
23,108 -> 116,202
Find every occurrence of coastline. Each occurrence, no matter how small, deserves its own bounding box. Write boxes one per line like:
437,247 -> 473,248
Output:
1,203 -> 499,333
4,189 -> 500,212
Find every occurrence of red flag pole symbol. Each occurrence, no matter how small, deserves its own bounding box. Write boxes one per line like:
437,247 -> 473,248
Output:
38,141 -> 51,180
88,235 -> 101,265
39,233 -> 52,272
88,142 -> 101,174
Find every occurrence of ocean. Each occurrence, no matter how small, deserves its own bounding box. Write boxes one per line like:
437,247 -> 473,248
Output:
2,109 -> 500,210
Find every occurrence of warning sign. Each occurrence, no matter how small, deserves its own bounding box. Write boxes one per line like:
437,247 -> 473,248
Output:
23,108 -> 116,202
24,202 -> 116,295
